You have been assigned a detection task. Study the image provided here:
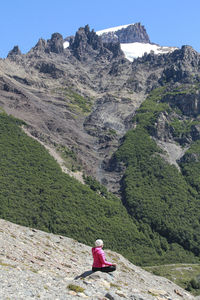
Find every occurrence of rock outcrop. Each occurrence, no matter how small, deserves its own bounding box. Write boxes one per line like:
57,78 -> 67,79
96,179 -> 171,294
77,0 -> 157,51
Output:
45,33 -> 64,54
99,23 -> 151,44
32,38 -> 47,53
70,25 -> 124,61
7,45 -> 22,58
70,25 -> 103,60
32,33 -> 64,55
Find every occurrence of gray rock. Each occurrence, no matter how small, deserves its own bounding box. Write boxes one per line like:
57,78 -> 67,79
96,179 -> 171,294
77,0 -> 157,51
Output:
129,296 -> 145,300
99,23 -> 150,44
46,33 -> 64,54
7,45 -> 22,58
105,292 -> 120,300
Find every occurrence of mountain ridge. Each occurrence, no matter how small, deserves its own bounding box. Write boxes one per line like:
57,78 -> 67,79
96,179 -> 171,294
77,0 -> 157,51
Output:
96,22 -> 151,44
1,25 -> 200,194
63,23 -> 178,61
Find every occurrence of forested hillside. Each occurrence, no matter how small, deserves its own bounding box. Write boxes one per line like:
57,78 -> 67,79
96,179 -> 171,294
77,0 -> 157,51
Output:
109,86 -> 200,263
0,112 -> 199,266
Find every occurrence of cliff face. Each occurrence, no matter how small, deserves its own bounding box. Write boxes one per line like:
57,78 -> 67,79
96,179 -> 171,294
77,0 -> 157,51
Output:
0,219 -> 194,300
97,23 -> 151,44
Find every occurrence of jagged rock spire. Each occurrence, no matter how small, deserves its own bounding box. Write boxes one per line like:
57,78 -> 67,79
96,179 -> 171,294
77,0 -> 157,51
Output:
70,25 -> 103,60
32,33 -> 64,54
70,25 -> 124,61
46,33 -> 64,54
33,38 -> 47,52
7,45 -> 22,58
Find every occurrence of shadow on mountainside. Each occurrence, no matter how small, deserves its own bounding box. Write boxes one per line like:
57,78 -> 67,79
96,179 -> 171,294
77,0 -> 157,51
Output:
74,270 -> 94,280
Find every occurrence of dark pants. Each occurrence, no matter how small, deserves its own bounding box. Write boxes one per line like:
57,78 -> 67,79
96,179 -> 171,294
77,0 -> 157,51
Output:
92,265 -> 116,273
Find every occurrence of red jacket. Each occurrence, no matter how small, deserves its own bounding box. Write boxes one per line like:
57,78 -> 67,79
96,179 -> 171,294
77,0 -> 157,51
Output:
92,247 -> 112,268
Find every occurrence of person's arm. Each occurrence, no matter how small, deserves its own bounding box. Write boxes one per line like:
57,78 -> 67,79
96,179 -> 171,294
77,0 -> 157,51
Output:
99,249 -> 113,266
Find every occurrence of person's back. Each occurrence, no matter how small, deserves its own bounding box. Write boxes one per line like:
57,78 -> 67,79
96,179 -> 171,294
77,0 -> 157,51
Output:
92,246 -> 108,268
92,239 -> 116,273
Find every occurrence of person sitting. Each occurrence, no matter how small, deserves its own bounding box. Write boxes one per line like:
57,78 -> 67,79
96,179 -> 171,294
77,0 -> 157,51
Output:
92,239 -> 116,273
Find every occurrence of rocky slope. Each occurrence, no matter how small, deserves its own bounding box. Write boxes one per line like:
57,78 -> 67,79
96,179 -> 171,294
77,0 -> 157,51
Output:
0,25 -> 144,188
0,218 -> 196,300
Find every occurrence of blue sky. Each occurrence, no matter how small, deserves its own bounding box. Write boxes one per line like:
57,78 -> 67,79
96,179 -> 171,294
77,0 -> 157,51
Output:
0,0 -> 199,58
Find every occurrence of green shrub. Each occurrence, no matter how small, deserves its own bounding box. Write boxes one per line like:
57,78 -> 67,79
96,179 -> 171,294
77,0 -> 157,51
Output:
53,87 -> 92,114
67,284 -> 85,293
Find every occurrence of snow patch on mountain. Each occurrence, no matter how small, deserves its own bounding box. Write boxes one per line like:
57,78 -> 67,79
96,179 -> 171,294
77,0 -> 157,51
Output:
96,23 -> 135,35
121,42 -> 178,61
63,41 -> 69,49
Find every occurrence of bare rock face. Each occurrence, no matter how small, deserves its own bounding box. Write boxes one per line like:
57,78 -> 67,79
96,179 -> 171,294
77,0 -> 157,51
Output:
100,23 -> 151,44
7,45 -> 22,58
36,61 -> 65,78
163,91 -> 200,117
155,46 -> 200,84
191,123 -> 200,141
46,32 -> 64,54
70,25 -> 124,61
84,94 -> 136,137
116,22 -> 151,43
103,41 -> 124,58
32,38 -> 47,52
70,25 -> 103,60
172,45 -> 200,65
32,33 -> 64,54
0,219 -> 195,300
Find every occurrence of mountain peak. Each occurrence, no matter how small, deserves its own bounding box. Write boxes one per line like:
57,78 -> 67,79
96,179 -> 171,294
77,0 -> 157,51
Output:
70,25 -> 103,60
7,45 -> 22,58
96,22 -> 177,61
179,45 -> 199,61
32,33 -> 64,54
69,25 -> 124,61
32,38 -> 47,52
97,22 -> 150,44
46,32 -> 64,54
